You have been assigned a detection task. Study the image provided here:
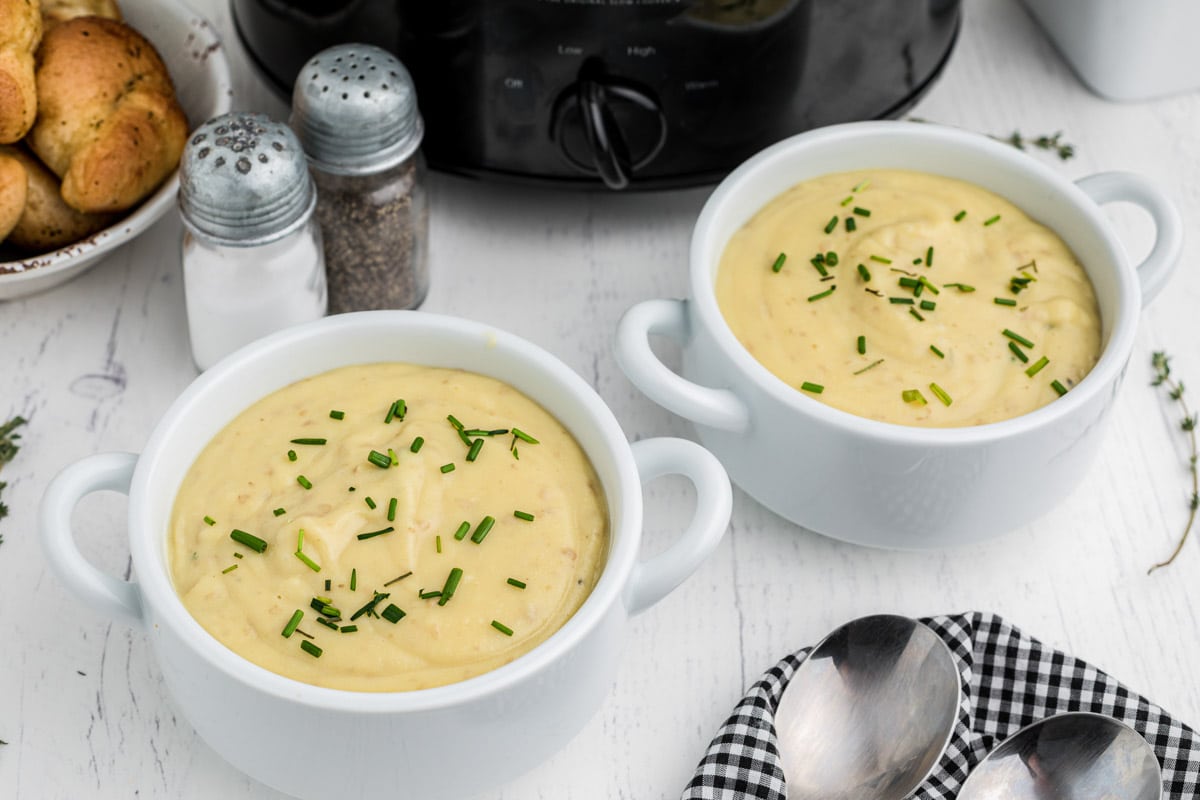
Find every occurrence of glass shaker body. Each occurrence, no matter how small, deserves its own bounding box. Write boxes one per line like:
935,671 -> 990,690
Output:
312,151 -> 429,313
181,216 -> 327,371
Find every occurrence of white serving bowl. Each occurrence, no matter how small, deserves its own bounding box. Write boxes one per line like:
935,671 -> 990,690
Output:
40,310 -> 731,799
615,121 -> 1182,549
0,0 -> 233,300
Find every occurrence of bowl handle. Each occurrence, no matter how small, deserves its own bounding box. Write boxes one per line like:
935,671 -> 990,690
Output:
1075,171 -> 1183,306
624,437 -> 731,616
615,298 -> 750,432
40,452 -> 144,628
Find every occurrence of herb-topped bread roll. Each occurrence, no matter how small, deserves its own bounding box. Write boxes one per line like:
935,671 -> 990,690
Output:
29,16 -> 187,214
39,0 -> 121,28
0,0 -> 42,144
0,144 -> 113,251
0,151 -> 26,242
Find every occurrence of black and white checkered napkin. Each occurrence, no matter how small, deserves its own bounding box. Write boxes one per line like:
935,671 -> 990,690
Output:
683,612 -> 1199,799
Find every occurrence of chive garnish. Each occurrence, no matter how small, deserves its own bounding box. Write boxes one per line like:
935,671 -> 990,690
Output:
913,282 -> 924,298
310,598 -> 339,617
994,297 -> 1017,306
436,535 -> 442,553
800,381 -> 824,394
514,510 -> 534,521
350,591 -> 390,620
954,210 -> 967,222
929,383 -> 953,406
273,507 -> 286,517
466,438 -> 484,462
295,550 -> 321,572
507,578 -> 527,589
381,604 -> 406,623
316,617 -> 339,631
491,620 -> 514,637
1051,379 -> 1068,396
463,428 -> 509,437
329,410 -> 345,420
944,283 -> 975,292
290,438 -> 326,445
852,179 -> 870,192
845,217 -> 857,233
920,300 -> 936,311
511,428 -> 539,445
771,252 -> 787,273
297,529 -> 305,551
840,195 -> 854,206
350,568 -> 357,591
203,515 -> 216,526
230,529 -> 268,553
1002,329 -> 1035,348
383,572 -> 412,587
453,521 -> 471,541
983,215 -> 1001,226
857,335 -> 866,355
287,450 -> 298,462
913,257 -> 922,266
853,207 -> 871,217
367,449 -> 392,469
387,497 -> 397,522
810,257 -> 828,277
300,641 -> 322,658
437,567 -> 464,606
857,263 -> 871,281
807,286 -> 836,302
325,579 -> 331,592
440,463 -> 455,474
222,564 -> 238,574
909,309 -> 925,322
471,515 -> 496,544
902,389 -> 927,406
898,277 -> 920,289
365,496 -> 377,510
925,247 -> 934,267
418,590 -> 442,600
281,610 -> 303,638
357,526 -> 395,541
825,251 -> 839,266
388,448 -> 399,466
824,216 -> 838,234
930,345 -> 945,359
234,552 -> 243,559
410,436 -> 424,453
296,475 -> 313,490
1026,356 -> 1050,377
340,625 -> 358,634
889,297 -> 914,305
1008,342 -> 1029,362
854,359 -> 885,375
384,399 -> 407,424
870,254 -> 892,264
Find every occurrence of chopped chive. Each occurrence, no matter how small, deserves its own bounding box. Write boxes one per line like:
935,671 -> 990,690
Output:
898,277 -> 920,289
807,286 -> 836,302
853,358 -> 885,375
437,567 -> 464,606
466,438 -> 484,462
384,572 -> 412,587
300,640 -> 322,658
918,277 -> 940,295
511,428 -> 539,445
471,515 -> 496,544
913,282 -> 924,298
350,568 -> 357,591
452,521 -> 471,541
367,449 -> 392,469
230,529 -> 268,553
436,535 -> 442,553
1051,379 -> 1069,396
994,297 -> 1018,307
507,578 -> 527,589
350,591 -> 390,620
889,297 -> 914,305
1008,342 -> 1030,362
295,550 -> 321,572
944,283 -> 975,292
491,620 -> 514,637
922,247 -> 932,267
340,625 -> 358,634
287,450 -> 298,462
853,207 -> 871,217
388,448 -> 399,466
857,335 -> 866,355
909,308 -> 925,321
810,257 -> 828,277
381,604 -> 405,623
273,507 -> 286,517
800,381 -> 824,394
364,496 -> 377,510
222,564 -> 238,574
824,251 -> 839,267
297,529 -> 305,551
870,254 -> 892,264
840,195 -> 854,206
852,179 -> 870,192
913,257 -> 923,265
514,510 -> 535,521
771,252 -> 787,273
315,617 -> 339,631
930,345 -> 945,359
329,410 -> 345,420
954,210 -> 967,222
929,383 -> 952,406
384,399 -> 407,424
357,526 -> 395,541
440,463 -> 455,474
325,578 -> 331,591
418,590 -> 442,600
410,436 -> 424,453
857,263 -> 871,281
233,552 -> 243,559
1026,356 -> 1050,377
290,438 -> 326,445
1002,329 -> 1035,348
902,389 -> 928,406
203,515 -> 216,526
983,215 -> 1001,226
463,428 -> 510,437
387,497 -> 397,522
296,475 -> 313,490
447,414 -> 464,431
920,300 -> 936,311
845,217 -> 857,233
824,216 -> 838,234
281,609 -> 304,638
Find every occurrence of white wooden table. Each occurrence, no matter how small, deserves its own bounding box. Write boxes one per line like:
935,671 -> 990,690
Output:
3,1 -> 1199,797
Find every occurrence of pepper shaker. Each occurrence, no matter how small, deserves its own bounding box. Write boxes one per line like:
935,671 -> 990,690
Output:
178,112 -> 328,371
290,44 -> 429,313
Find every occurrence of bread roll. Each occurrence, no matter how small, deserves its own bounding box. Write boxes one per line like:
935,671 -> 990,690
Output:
0,152 -> 26,242
29,16 -> 187,214
0,144 -> 114,252
40,0 -> 121,28
0,0 -> 42,144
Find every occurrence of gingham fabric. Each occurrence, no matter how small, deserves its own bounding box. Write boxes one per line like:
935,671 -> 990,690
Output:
682,612 -> 1199,799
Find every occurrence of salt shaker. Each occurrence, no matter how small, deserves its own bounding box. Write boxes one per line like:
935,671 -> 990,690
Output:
178,112 -> 327,371
290,43 -> 429,313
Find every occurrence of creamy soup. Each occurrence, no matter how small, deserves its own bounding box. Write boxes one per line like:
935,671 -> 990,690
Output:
169,363 -> 608,692
715,169 -> 1102,426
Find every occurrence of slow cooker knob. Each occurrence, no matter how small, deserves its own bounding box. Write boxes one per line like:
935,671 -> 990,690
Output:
550,69 -> 667,190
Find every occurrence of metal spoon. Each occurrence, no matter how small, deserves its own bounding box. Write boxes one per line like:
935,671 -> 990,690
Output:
774,614 -> 961,800
957,711 -> 1162,800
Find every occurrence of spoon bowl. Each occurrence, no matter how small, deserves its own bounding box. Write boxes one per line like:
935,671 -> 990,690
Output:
957,711 -> 1162,800
774,614 -> 961,800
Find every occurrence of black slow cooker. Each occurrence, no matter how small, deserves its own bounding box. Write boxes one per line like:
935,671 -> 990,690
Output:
232,0 -> 961,190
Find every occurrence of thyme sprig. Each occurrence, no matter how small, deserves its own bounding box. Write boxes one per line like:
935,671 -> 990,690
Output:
1148,352 -> 1199,573
0,416 -> 28,549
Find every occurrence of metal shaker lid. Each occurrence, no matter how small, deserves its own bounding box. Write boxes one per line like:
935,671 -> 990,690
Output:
178,112 -> 316,247
289,44 -> 424,176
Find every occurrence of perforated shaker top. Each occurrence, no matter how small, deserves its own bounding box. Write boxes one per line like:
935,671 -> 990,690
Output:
289,44 -> 424,175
